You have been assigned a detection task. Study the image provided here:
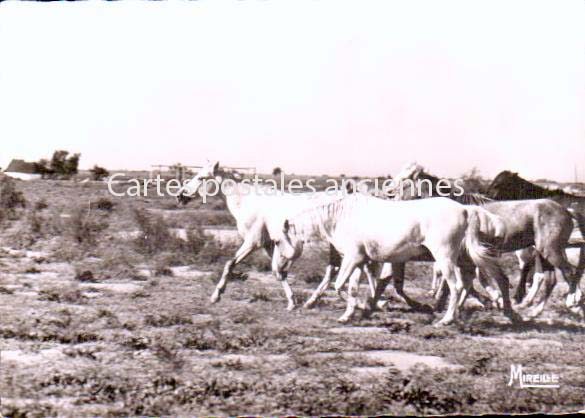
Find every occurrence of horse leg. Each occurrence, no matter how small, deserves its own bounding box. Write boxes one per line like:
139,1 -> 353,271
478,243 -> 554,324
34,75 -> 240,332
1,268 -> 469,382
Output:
270,240 -> 298,311
304,264 -> 337,308
434,259 -> 461,326
455,275 -> 472,309
513,248 -> 535,305
474,268 -> 501,309
277,270 -> 296,311
517,252 -> 544,308
364,262 -> 377,298
210,235 -> 259,304
392,263 -> 434,313
481,261 -> 521,323
526,271 -> 557,318
335,256 -> 364,323
568,244 -> 585,318
534,215 -> 583,316
436,267 -> 489,311
362,263 -> 393,316
334,267 -> 363,302
353,262 -> 387,311
434,278 -> 449,311
429,264 -> 442,296
545,248 -> 583,317
304,244 -> 340,309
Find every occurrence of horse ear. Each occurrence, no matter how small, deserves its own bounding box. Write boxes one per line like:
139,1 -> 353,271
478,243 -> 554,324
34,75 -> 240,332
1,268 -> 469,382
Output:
412,167 -> 421,180
212,161 -> 220,173
283,219 -> 290,233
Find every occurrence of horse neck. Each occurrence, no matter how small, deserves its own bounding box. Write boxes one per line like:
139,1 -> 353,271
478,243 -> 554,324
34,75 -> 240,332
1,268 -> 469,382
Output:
414,171 -> 450,197
212,169 -> 245,215
508,175 -> 563,199
449,192 -> 491,206
213,170 -> 281,221
291,198 -> 347,242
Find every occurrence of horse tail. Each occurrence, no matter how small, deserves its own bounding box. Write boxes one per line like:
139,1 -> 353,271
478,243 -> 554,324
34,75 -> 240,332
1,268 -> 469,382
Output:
466,206 -> 507,240
462,207 -> 501,274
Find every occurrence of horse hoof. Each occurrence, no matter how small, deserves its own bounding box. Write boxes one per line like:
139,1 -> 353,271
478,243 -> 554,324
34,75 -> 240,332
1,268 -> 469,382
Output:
508,311 -> 524,323
286,303 -> 296,311
337,316 -> 351,324
568,305 -> 585,318
525,309 -> 541,319
210,293 -> 220,304
303,300 -> 316,309
377,300 -> 388,310
433,319 -> 453,327
566,293 -> 581,308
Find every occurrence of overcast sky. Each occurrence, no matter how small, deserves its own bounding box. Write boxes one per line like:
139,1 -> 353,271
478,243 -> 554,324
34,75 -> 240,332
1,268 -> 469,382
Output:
0,0 -> 583,180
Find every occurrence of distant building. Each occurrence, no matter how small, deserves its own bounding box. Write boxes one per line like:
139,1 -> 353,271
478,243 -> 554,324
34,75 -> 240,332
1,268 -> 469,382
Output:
3,159 -> 42,181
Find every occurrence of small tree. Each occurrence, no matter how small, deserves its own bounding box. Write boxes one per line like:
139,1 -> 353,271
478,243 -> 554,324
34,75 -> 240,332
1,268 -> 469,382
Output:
272,167 -> 282,176
50,150 -> 69,175
48,150 -> 81,177
64,153 -> 81,176
33,158 -> 52,178
90,165 -> 109,181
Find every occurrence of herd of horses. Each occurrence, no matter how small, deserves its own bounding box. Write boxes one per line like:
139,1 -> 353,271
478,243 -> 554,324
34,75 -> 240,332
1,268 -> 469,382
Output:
177,162 -> 585,327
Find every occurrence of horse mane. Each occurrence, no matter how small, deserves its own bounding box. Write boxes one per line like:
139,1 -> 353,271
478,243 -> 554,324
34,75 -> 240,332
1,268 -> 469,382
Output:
448,192 -> 493,206
396,162 -> 440,184
395,163 -> 498,204
487,170 -> 569,200
286,196 -> 354,242
395,162 -> 448,189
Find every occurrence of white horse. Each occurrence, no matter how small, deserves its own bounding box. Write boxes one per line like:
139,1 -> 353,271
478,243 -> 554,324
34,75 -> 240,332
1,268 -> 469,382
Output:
389,162 -> 583,318
275,194 -> 519,326
176,161 -> 376,310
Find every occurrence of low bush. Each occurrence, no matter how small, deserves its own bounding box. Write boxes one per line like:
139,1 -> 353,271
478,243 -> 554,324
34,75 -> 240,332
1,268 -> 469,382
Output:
0,175 -> 26,223
91,197 -> 115,212
374,366 -> 477,415
131,208 -> 231,268
34,199 -> 49,211
96,247 -> 144,280
67,207 -> 109,246
38,286 -> 87,304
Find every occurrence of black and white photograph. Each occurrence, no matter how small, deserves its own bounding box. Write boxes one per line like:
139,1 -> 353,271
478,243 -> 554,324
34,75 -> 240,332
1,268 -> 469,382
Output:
1,0 -> 584,415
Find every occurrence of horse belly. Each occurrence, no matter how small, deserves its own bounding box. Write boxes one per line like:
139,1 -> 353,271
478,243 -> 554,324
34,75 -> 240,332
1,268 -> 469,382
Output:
498,230 -> 535,252
363,239 -> 426,263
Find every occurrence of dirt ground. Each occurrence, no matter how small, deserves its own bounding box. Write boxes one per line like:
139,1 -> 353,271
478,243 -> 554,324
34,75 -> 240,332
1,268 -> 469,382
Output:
1,179 -> 585,416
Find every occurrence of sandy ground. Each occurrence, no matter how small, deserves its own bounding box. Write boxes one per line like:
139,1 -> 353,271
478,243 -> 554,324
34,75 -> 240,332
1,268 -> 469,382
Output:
1,181 -> 585,415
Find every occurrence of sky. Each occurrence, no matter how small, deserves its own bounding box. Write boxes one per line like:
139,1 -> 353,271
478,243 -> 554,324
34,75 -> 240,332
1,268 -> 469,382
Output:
0,0 -> 584,181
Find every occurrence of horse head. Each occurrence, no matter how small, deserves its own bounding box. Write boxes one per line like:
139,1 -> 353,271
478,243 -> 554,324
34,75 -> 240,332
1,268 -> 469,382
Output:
271,219 -> 304,279
388,162 -> 432,200
486,170 -> 521,199
176,160 -> 220,205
